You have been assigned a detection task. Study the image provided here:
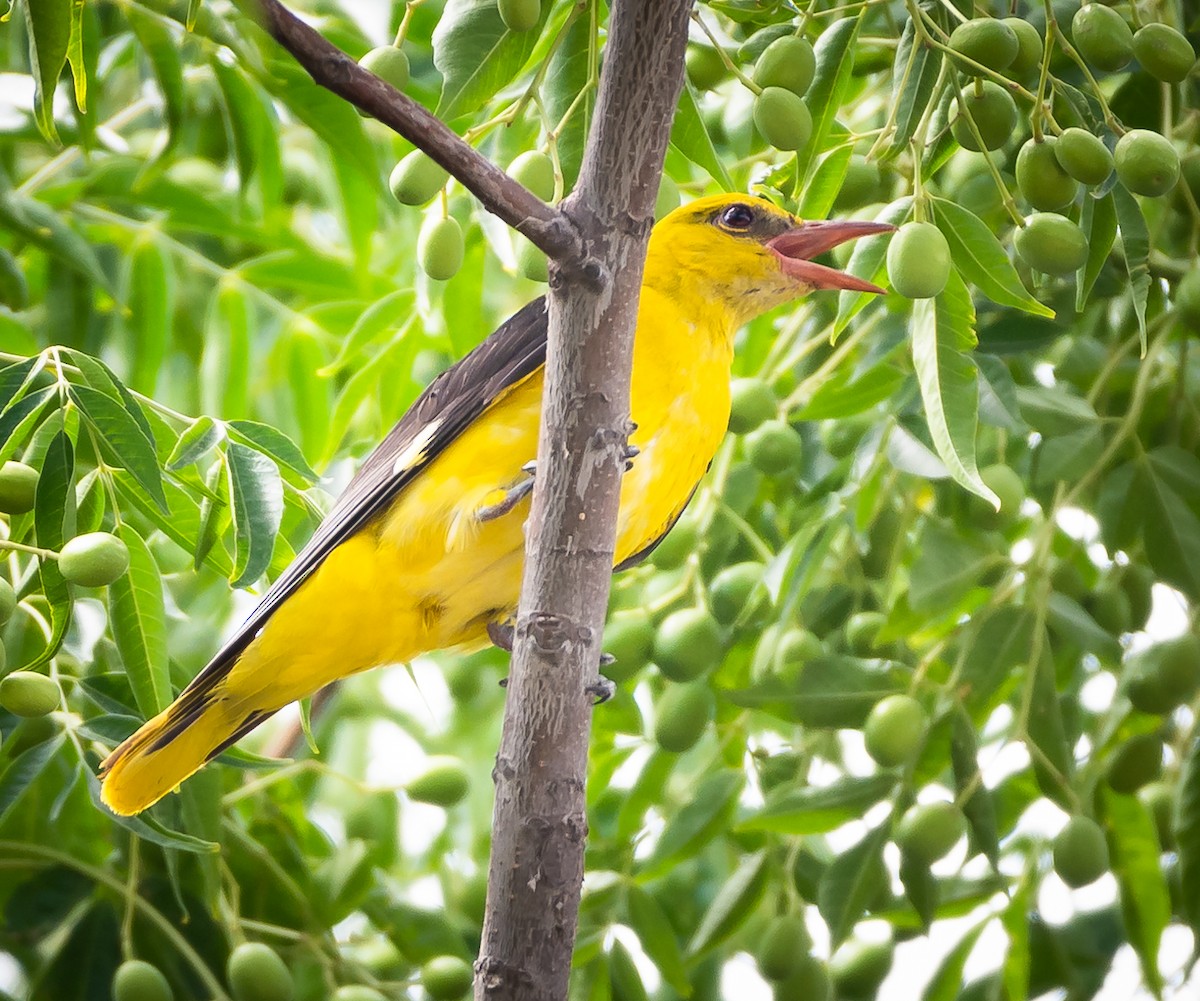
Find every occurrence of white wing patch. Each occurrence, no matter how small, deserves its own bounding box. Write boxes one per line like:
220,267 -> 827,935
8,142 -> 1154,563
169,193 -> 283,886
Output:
392,420 -> 442,475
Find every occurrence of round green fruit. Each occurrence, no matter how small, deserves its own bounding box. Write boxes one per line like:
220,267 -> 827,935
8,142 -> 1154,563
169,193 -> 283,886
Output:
418,216 -> 464,282
227,943 -> 294,1001
1054,128 -> 1114,185
757,915 -> 812,981
407,756 -> 470,806
0,461 -> 39,514
653,681 -> 714,753
1177,269 -> 1200,326
686,45 -> 728,91
772,954 -> 830,1001
1072,4 -> 1134,72
776,627 -> 822,672
1125,634 -> 1200,714
830,937 -> 894,1000
896,802 -> 966,864
1107,732 -> 1164,794
1086,586 -> 1132,636
1115,129 -> 1180,197
1133,23 -> 1196,83
863,694 -> 927,767
358,46 -> 409,90
709,562 -> 764,626
1014,213 -> 1088,276
515,236 -> 548,282
886,221 -> 951,299
421,955 -> 474,1000
498,0 -> 540,32
744,419 -> 804,476
833,158 -> 886,210
844,610 -> 887,656
389,152 -> 449,206
653,608 -> 723,681
949,18 -> 1019,73
1053,816 -> 1109,887
603,613 -> 655,679
331,987 -> 386,1001
951,82 -> 1018,152
0,578 -> 16,626
1004,17 -> 1044,75
752,87 -> 812,152
728,378 -> 777,435
753,36 -> 816,96
508,150 -> 555,202
650,518 -> 698,571
1016,138 -> 1079,210
113,959 -> 173,1001
58,533 -> 130,587
980,463 -> 1025,518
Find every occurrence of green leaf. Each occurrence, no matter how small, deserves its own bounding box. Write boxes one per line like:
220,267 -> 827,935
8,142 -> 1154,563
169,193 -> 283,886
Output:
1097,787 -> 1169,997
1000,865 -> 1035,1000
225,442 -> 284,588
798,360 -> 906,420
899,852 -> 937,930
107,525 -> 170,719
890,15 -> 941,155
0,192 -> 110,289
433,0 -> 551,120
125,6 -> 185,148
835,197 -> 911,337
949,704 -> 1000,864
228,420 -> 319,483
21,0 -> 70,142
974,354 -> 1024,432
201,280 -> 253,420
640,770 -> 743,876
85,771 -> 218,853
911,274 -> 996,506
1175,734 -> 1200,942
817,821 -> 890,947
724,655 -> 905,728
958,607 -> 1035,718
1044,592 -> 1122,661
543,11 -> 594,186
1077,192 -> 1117,312
166,416 -> 225,470
930,197 -> 1053,317
324,291 -> 415,374
0,386 -> 57,465
797,14 -> 860,180
799,147 -> 852,223
1140,458 -> 1200,600
0,356 -> 42,412
625,887 -> 690,997
29,428 -> 74,669
739,774 -> 896,834
669,83 -> 734,189
1026,637 -> 1073,808
65,0 -> 86,112
686,850 -> 769,957
0,733 -> 66,826
120,236 -> 173,395
922,920 -> 988,1001
909,520 -> 994,613
68,384 -> 167,512
1111,185 -> 1151,352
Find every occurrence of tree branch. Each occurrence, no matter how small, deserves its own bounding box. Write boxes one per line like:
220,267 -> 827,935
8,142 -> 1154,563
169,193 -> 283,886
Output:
248,0 -> 598,282
475,1 -> 693,999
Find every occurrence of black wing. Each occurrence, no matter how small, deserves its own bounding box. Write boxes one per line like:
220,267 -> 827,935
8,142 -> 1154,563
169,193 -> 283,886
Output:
184,296 -> 550,694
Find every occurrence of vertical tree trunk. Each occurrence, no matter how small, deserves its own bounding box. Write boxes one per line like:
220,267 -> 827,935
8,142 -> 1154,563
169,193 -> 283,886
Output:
474,2 -> 692,999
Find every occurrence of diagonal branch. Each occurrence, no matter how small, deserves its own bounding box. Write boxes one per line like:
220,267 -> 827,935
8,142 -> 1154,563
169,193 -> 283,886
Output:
247,0 -> 598,283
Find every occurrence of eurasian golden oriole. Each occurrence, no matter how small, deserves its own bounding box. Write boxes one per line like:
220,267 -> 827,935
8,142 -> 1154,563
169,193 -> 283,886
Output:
99,194 -> 890,816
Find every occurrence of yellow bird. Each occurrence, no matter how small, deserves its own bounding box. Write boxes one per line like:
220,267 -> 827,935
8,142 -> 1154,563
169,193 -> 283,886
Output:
99,194 -> 890,816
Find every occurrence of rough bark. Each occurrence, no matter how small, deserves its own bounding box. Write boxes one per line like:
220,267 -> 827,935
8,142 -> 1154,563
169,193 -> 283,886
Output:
474,3 -> 692,1000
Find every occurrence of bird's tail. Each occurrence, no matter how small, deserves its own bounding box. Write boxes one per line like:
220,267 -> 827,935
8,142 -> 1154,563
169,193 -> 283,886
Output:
99,673 -> 272,816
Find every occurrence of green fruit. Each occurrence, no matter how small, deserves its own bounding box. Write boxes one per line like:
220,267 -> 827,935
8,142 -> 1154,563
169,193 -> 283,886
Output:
1053,816 -> 1109,887
113,959 -> 173,1001
752,87 -> 812,152
1177,269 -> 1200,325
1115,129 -> 1180,197
1125,634 -> 1200,714
1107,732 -> 1164,794
358,46 -> 409,90
951,82 -> 1018,152
1004,17 -> 1044,75
0,578 -> 16,626
757,915 -> 812,981
863,694 -> 926,767
1140,781 -> 1176,850
1120,564 -> 1155,631
1086,585 -> 1132,636
655,174 -> 680,221
498,0 -> 540,33
653,681 -> 714,752
728,378 -> 777,435
57,532 -> 130,587
744,419 -> 804,475
772,954 -> 830,1001
1016,138 -> 1079,210
776,627 -> 822,672
832,158 -> 885,211
227,943 -> 294,1001
1014,213 -> 1088,276
896,802 -> 966,864
709,562 -> 764,625
1072,4 -> 1133,72
515,237 -> 548,283
1054,128 -> 1114,185
753,36 -> 816,96
1133,23 -> 1196,83
829,938 -> 894,1000
421,956 -> 474,1000
685,45 -> 728,91
418,216 -> 464,281
651,517 -> 698,571
344,791 -> 399,851
0,461 -> 39,514
653,608 -> 723,681
147,532 -> 191,574
948,18 -> 1019,73
844,610 -> 887,655
407,756 -> 470,806
980,463 -> 1025,518
389,151 -> 449,206
886,221 -> 951,299
602,612 -> 654,680
331,987 -> 387,1001
0,248 -> 29,311
508,150 -> 555,202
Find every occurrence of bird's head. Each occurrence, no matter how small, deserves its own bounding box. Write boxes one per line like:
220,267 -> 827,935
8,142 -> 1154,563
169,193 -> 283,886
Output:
645,193 -> 894,325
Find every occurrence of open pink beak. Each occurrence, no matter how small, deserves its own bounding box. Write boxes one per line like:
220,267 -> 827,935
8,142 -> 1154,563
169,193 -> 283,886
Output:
767,219 -> 896,294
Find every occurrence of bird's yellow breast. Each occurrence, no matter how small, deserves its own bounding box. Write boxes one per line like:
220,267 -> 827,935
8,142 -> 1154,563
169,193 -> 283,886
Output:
228,287 -> 734,706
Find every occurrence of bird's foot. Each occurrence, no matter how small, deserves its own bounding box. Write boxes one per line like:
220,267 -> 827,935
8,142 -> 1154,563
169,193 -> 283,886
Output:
487,620 -> 515,652
622,443 -> 639,472
586,676 -> 616,704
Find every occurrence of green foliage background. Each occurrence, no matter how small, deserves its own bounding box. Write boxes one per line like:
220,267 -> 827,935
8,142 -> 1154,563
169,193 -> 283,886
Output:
0,0 -> 1198,999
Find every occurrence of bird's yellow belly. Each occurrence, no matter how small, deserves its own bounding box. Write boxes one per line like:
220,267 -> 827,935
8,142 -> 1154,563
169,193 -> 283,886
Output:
231,320 -> 730,706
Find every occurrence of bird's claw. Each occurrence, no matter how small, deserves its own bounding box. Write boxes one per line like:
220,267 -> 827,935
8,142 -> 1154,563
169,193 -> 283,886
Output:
599,652 -> 615,667
622,443 -> 639,472
487,620 -> 515,652
477,467 -> 536,523
586,676 -> 616,704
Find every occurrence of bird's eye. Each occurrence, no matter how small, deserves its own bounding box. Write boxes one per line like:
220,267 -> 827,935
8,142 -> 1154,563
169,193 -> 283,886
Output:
720,203 -> 755,230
